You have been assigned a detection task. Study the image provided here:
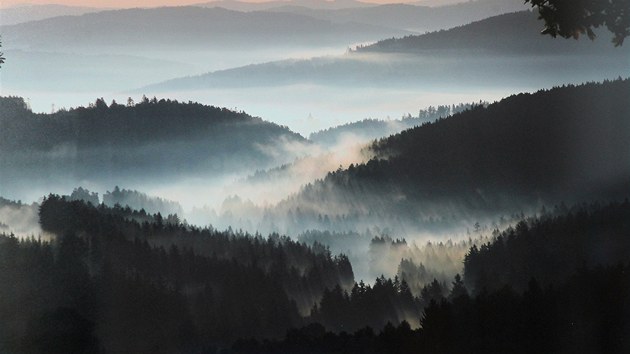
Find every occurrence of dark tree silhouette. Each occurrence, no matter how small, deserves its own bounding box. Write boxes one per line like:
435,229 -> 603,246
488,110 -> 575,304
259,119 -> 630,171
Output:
526,0 -> 630,46
231,201 -> 630,353
0,36 -> 5,68
0,195 -> 358,353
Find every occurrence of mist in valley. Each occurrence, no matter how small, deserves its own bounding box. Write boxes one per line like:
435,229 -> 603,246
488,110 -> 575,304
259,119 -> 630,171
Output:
1,0 -> 630,352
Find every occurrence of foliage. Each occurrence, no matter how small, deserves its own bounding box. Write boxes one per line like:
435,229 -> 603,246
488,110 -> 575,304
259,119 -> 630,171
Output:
0,196 -> 354,353
526,0 -> 630,46
231,264 -> 630,353
310,276 -> 420,332
0,36 -> 5,68
230,201 -> 630,353
464,200 -> 630,293
101,186 -> 183,216
68,187 -> 100,206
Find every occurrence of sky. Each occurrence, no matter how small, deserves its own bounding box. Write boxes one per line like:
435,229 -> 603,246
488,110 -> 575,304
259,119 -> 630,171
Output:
2,0 -> 466,9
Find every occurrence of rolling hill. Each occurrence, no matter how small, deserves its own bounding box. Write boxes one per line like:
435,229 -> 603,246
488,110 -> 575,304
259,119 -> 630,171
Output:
308,102 -> 478,147
142,11 -> 630,92
0,4 -> 104,26
267,79 -> 630,234
264,0 -> 529,32
0,96 -> 307,198
0,6 -> 408,52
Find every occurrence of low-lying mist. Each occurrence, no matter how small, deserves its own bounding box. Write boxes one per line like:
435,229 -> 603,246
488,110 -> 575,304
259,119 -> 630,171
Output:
0,198 -> 44,238
152,134 -> 371,209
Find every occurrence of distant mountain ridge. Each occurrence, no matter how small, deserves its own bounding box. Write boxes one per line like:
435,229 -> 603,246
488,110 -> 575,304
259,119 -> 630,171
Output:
0,6 -> 409,52
264,0 -> 529,32
142,11 -> 630,93
309,102 -> 478,146
195,0 -> 374,11
357,10 -> 629,54
0,4 -> 104,25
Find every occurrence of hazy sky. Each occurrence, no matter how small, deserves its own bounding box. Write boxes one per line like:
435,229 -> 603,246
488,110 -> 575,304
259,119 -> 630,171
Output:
2,0 -> 465,9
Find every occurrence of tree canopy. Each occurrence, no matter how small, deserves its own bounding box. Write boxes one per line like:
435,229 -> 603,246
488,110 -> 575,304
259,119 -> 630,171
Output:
526,0 -> 630,46
0,37 -> 5,68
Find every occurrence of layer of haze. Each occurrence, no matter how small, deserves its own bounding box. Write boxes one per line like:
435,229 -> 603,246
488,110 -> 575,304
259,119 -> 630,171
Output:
2,0 -> 628,288
2,0 -> 466,9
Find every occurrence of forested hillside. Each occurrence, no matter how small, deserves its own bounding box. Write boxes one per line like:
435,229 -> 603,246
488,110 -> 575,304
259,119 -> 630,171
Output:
0,196 -> 354,353
232,201 -> 630,353
0,96 -> 306,196
3,197 -> 628,353
270,79 -> 630,234
464,201 -> 630,293
308,103 -> 477,147
0,96 -> 302,153
357,10 -> 630,55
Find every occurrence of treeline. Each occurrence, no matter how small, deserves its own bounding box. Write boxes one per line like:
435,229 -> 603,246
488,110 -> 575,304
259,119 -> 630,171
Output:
464,200 -> 630,293
2,197 -> 629,352
104,186 -> 183,216
231,201 -> 630,353
69,186 -> 184,221
297,230 -> 487,293
0,195 -> 354,353
308,102 -> 482,147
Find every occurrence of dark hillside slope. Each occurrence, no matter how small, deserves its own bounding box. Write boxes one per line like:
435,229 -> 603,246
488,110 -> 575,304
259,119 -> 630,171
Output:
357,10 -> 629,55
0,97 -> 305,184
464,201 -> 630,293
366,79 -> 630,198
0,196 -> 354,353
274,79 -> 630,233
234,201 -> 630,354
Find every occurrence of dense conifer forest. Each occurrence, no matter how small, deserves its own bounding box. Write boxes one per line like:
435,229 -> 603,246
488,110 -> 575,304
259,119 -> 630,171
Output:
1,197 -> 628,353
229,201 -> 630,354
356,10 -> 630,55
0,96 -> 305,184
0,196 -> 354,353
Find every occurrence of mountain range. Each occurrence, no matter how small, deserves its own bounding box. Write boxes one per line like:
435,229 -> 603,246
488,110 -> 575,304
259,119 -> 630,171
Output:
0,4 -> 103,25
263,0 -> 528,32
358,9 -> 628,54
142,11 -> 630,92
0,6 -> 408,52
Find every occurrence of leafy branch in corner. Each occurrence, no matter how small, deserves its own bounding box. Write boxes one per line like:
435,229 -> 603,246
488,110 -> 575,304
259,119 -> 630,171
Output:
525,0 -> 630,46
0,36 -> 5,68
